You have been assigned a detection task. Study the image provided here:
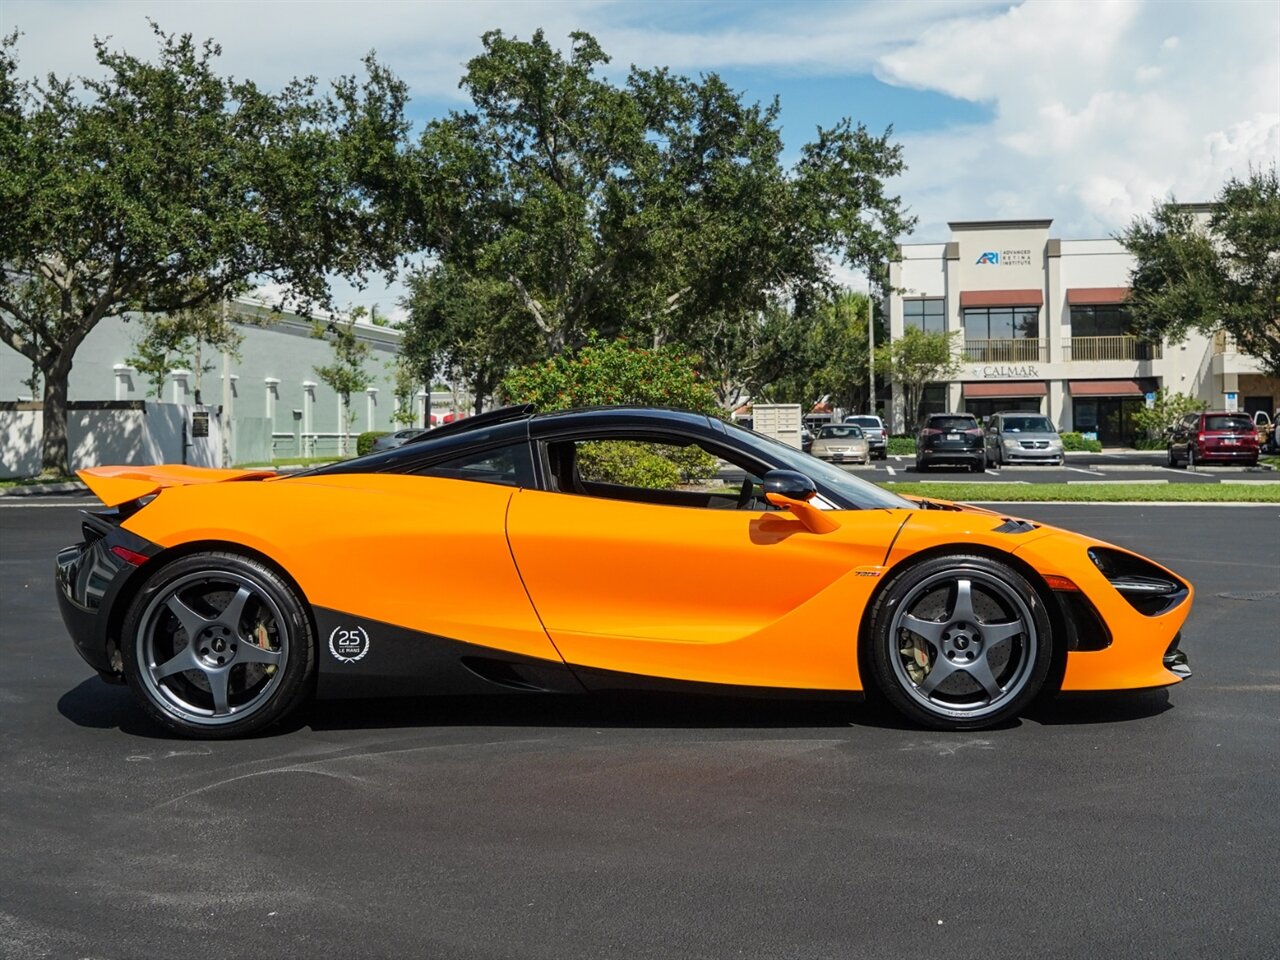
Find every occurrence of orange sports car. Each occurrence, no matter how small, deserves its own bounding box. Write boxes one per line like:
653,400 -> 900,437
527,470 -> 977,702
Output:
56,405 -> 1192,738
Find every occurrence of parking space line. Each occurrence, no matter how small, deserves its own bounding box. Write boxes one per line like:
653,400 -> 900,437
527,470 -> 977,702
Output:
1064,467 -> 1105,476
1066,479 -> 1169,485
885,464 -> 895,476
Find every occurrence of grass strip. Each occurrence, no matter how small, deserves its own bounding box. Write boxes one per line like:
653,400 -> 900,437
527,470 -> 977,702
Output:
878,481 -> 1280,503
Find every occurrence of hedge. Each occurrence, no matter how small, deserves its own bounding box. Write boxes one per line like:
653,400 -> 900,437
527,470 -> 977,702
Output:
1060,431 -> 1102,453
356,431 -> 389,456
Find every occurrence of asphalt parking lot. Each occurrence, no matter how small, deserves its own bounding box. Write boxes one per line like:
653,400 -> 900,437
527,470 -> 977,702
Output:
840,451 -> 1276,485
2,500 -> 1278,959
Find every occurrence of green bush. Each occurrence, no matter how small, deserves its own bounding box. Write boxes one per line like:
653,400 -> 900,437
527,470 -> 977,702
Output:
1060,431 -> 1102,452
356,431 -> 389,456
1131,389 -> 1206,442
887,436 -> 917,455
503,338 -> 722,488
501,337 -> 720,415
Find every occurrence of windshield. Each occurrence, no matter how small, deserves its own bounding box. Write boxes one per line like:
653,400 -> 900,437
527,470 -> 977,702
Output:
845,417 -> 882,429
1001,416 -> 1056,434
726,420 -> 914,510
819,425 -> 863,439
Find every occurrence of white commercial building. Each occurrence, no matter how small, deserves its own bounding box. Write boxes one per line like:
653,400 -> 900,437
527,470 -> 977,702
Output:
0,298 -> 437,470
886,216 -> 1279,444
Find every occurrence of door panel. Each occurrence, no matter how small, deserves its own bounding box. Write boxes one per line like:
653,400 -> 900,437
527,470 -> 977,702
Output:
505,489 -> 908,690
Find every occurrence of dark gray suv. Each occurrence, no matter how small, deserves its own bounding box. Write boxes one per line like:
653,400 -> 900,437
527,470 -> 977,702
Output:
916,413 -> 985,472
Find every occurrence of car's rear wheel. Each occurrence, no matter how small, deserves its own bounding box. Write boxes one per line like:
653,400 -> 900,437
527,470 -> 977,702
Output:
1166,444 -> 1177,468
122,552 -> 315,739
867,555 -> 1052,730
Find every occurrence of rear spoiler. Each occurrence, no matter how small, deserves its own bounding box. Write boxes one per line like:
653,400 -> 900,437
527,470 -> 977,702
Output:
77,465 -> 276,508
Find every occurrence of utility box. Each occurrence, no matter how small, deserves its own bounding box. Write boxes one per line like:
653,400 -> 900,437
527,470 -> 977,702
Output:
751,403 -> 804,449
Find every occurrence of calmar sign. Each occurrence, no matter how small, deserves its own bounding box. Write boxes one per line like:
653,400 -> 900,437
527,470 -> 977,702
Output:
981,364 -> 1039,378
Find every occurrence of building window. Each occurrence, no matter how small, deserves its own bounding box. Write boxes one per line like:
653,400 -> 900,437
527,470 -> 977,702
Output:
962,306 -> 1040,340
1069,304 -> 1132,337
904,298 -> 945,333
961,307 -> 1042,361
1068,305 -> 1161,360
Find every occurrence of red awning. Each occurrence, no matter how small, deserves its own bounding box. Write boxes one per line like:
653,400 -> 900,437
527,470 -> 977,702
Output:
962,381 -> 1048,399
1066,287 -> 1130,305
959,289 -> 1044,308
1068,379 -> 1144,397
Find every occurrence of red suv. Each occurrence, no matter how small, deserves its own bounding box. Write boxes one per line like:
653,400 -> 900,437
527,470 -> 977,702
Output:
1167,411 -> 1260,467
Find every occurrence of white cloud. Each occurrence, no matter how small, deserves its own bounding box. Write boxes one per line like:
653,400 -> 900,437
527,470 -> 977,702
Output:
879,0 -> 1280,239
4,0 -> 1276,275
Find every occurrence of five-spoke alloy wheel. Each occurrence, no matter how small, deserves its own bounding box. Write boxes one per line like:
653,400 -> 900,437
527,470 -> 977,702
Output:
868,554 -> 1053,729
122,552 -> 314,738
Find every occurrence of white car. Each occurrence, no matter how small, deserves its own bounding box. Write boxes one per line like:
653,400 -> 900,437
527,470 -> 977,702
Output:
843,415 -> 887,460
810,424 -> 869,464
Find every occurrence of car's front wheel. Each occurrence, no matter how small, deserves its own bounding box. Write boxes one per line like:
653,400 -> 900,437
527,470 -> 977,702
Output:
866,555 -> 1053,730
121,551 -> 315,739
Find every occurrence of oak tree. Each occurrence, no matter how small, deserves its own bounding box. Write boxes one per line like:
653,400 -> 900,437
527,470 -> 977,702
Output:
0,27 -> 407,474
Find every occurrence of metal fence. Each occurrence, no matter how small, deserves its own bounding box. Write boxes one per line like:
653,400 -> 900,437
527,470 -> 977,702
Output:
961,338 -> 1048,363
1064,336 -> 1162,362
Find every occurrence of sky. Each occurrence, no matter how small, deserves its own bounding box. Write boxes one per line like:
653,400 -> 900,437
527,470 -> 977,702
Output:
5,0 -> 1278,320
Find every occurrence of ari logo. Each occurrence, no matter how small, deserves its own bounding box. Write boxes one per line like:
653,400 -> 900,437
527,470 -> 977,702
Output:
328,625 -> 370,663
976,251 -> 1000,265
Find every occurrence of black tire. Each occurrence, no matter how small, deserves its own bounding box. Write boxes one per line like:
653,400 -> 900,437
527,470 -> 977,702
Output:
1187,444 -> 1196,469
970,456 -> 986,473
121,551 -> 315,739
1166,444 -> 1177,468
866,554 -> 1053,730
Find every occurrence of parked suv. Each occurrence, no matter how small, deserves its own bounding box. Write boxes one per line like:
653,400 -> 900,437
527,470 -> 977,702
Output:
1167,411 -> 1260,467
843,415 -> 887,460
916,413 -> 985,472
984,412 -> 1065,467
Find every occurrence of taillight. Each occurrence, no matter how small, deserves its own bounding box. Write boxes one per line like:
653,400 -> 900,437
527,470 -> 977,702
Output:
109,545 -> 149,566
965,428 -> 983,437
921,428 -> 941,437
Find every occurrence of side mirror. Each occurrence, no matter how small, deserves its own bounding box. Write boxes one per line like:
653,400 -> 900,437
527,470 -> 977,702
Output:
763,469 -> 816,502
762,470 -> 838,534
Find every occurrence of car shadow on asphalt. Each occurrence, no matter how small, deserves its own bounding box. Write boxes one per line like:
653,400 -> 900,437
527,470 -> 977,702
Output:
1025,688 -> 1172,725
57,675 -> 1172,739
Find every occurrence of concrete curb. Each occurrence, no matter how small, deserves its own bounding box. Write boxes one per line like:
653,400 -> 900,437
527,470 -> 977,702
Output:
0,481 -> 88,497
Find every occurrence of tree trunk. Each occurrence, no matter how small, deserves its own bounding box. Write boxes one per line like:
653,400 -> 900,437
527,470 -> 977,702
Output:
40,354 -> 74,477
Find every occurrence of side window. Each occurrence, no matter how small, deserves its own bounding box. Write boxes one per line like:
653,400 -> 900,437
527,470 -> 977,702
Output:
544,436 -> 776,510
414,442 -> 534,488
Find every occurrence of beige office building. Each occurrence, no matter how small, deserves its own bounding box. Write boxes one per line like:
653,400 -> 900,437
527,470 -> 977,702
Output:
886,217 -> 1278,444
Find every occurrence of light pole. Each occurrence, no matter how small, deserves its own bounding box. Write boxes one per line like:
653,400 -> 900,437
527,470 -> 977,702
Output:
867,278 -> 875,415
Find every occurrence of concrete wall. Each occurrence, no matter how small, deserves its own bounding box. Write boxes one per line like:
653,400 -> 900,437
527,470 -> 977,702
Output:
0,402 -> 222,477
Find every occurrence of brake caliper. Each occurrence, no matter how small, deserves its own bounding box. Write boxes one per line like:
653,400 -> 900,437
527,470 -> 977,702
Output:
900,632 -> 931,684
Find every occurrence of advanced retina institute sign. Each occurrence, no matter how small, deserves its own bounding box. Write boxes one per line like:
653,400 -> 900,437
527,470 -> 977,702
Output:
975,249 -> 1033,267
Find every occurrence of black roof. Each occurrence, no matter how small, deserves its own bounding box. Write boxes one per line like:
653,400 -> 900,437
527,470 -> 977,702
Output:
304,405 -> 720,477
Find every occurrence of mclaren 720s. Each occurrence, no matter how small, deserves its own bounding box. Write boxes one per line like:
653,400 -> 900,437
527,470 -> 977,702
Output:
57,405 -> 1193,738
